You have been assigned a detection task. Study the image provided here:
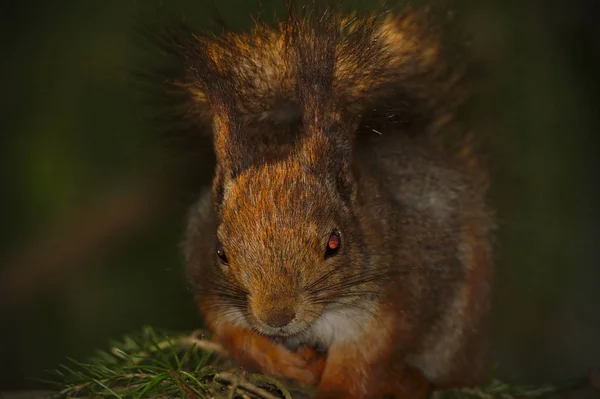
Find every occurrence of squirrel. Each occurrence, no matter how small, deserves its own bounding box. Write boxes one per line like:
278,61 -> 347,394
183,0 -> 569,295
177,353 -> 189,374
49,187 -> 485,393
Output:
155,2 -> 495,398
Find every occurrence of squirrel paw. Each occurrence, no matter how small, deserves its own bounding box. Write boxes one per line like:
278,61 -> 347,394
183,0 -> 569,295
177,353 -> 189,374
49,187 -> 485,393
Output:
294,344 -> 326,382
238,337 -> 323,386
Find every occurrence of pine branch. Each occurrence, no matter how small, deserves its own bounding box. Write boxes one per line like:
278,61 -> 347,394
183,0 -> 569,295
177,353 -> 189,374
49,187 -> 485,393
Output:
43,327 -> 594,399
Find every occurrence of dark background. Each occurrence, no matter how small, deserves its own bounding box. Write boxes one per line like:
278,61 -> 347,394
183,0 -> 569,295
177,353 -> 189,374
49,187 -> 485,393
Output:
1,0 -> 599,390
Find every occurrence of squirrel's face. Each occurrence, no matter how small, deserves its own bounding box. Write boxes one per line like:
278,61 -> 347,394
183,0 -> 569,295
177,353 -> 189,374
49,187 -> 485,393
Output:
214,159 -> 360,337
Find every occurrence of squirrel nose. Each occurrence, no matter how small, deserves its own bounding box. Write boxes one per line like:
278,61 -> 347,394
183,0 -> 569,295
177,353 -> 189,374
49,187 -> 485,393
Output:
262,305 -> 295,328
255,303 -> 296,328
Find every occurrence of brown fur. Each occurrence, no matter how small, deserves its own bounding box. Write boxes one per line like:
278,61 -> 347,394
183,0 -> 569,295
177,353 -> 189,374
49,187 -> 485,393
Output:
176,3 -> 494,399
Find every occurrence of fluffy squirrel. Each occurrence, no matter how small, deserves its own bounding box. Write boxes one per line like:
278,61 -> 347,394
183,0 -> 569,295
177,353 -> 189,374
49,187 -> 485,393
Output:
157,2 -> 495,398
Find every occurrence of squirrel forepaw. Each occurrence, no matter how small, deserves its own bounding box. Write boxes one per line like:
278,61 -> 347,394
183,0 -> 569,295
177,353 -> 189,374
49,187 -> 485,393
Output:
239,338 -> 324,386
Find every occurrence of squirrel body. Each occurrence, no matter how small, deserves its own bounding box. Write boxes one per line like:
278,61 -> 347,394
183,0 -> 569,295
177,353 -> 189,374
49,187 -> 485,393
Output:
174,4 -> 494,399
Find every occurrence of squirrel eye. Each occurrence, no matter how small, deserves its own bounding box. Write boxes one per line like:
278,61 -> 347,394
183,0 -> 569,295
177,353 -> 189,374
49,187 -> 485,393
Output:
216,241 -> 229,265
325,230 -> 341,259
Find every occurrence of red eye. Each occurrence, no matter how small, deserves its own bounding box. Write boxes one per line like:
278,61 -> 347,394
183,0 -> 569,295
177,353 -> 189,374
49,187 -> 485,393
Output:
216,241 -> 229,265
325,230 -> 341,259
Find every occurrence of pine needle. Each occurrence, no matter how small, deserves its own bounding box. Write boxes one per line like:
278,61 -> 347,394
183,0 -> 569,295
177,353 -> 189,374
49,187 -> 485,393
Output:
44,327 -> 593,399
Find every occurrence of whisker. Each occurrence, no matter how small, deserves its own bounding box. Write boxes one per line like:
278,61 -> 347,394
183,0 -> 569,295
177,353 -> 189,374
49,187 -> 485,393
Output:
315,264 -> 428,291
304,262 -> 348,292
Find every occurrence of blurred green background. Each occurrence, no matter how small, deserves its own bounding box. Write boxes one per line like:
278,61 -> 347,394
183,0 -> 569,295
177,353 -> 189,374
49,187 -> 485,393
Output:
1,0 -> 598,390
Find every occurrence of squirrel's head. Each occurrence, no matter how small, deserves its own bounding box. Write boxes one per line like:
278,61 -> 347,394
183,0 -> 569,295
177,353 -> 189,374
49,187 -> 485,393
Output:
202,9 -> 374,335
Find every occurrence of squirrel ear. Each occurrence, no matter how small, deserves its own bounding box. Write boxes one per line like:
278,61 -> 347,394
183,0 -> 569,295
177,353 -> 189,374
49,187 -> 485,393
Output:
291,7 -> 358,201
296,110 -> 358,202
183,40 -> 249,179
210,95 -> 248,179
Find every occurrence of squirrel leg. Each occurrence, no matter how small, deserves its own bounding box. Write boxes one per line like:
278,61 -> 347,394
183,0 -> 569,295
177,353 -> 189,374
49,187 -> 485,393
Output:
210,322 -> 324,385
311,342 -> 432,399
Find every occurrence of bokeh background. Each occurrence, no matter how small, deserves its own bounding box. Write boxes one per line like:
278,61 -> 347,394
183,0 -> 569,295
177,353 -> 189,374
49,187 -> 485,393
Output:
1,0 -> 599,391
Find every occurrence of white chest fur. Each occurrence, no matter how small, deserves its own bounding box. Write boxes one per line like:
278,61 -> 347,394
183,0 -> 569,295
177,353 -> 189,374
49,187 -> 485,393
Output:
285,301 -> 377,351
